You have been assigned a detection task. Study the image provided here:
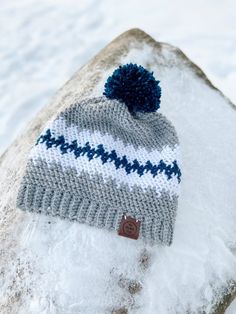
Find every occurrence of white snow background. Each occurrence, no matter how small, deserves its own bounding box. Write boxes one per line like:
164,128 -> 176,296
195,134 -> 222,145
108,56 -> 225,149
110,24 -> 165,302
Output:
0,0 -> 236,154
1,1 -> 236,313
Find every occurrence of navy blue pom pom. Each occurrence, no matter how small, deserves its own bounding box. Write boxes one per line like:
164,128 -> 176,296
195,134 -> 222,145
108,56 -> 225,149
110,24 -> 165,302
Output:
103,63 -> 161,113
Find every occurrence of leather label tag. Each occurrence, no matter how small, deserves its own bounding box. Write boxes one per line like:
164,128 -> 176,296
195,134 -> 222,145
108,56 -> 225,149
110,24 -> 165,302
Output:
118,216 -> 140,240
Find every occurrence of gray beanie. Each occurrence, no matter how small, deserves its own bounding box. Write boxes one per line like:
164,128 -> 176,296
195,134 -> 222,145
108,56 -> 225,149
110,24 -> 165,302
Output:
16,63 -> 181,245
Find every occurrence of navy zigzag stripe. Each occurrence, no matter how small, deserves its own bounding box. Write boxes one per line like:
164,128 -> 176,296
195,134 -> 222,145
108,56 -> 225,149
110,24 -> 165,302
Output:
36,129 -> 181,182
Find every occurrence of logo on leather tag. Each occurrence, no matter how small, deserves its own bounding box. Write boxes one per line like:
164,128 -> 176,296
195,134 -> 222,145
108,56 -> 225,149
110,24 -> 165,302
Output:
118,215 -> 140,240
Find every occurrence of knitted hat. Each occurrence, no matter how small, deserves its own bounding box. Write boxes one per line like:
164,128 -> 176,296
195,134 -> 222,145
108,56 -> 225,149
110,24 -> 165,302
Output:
16,63 -> 181,245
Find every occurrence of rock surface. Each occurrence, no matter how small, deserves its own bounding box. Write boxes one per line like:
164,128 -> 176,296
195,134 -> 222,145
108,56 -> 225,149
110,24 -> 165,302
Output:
0,29 -> 236,313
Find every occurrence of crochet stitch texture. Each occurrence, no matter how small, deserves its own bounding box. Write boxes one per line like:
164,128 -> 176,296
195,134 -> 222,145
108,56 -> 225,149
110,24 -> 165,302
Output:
16,64 -> 181,245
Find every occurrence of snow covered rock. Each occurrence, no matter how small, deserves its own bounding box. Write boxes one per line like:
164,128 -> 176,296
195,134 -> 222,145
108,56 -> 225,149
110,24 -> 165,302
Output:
0,28 -> 236,314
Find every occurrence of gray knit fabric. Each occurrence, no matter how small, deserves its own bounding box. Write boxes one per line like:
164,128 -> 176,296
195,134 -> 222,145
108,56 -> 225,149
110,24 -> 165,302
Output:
16,94 -> 181,245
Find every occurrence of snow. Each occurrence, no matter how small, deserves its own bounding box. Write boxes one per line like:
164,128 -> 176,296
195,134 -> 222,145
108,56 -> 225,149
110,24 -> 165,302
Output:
0,0 -> 236,154
1,1 -> 236,313
1,43 -> 236,313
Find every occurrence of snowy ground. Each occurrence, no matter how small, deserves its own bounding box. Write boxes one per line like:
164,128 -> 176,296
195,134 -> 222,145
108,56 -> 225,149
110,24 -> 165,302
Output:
0,0 -> 236,155
1,1 -> 236,313
1,30 -> 236,313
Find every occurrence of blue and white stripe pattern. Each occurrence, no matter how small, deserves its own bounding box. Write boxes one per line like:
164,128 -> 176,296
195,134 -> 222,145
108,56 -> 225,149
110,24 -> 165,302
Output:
31,117 -> 181,196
